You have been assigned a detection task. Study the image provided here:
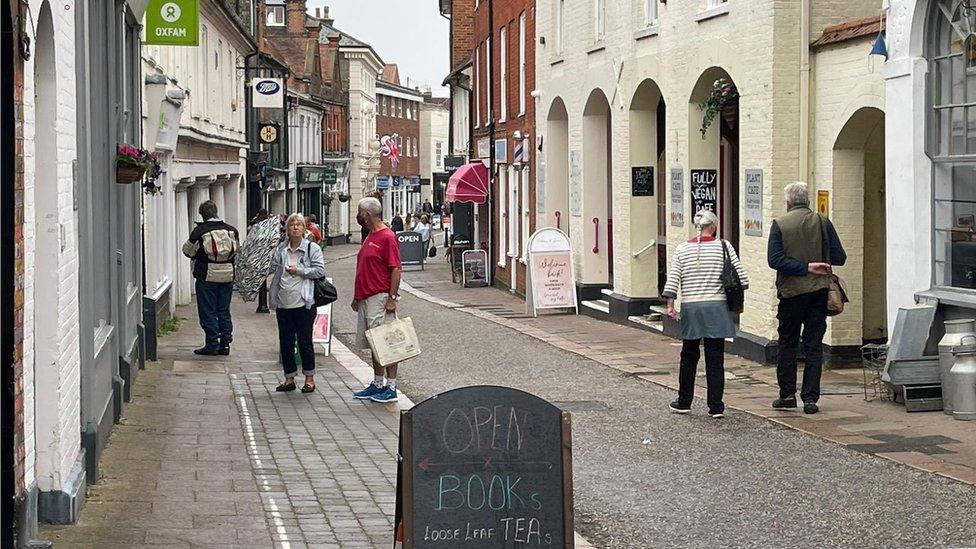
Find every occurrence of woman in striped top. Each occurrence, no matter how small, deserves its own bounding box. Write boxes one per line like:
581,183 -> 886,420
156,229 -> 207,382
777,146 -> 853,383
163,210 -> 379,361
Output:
662,210 -> 749,418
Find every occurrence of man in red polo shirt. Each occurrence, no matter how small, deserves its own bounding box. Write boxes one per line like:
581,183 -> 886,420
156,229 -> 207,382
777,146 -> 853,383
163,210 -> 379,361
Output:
351,197 -> 403,403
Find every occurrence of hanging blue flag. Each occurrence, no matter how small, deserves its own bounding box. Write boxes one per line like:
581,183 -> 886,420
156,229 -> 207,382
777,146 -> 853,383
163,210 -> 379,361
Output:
870,32 -> 888,59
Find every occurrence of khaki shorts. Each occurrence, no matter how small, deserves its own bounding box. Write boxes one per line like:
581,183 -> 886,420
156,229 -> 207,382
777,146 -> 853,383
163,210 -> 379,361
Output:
355,292 -> 396,350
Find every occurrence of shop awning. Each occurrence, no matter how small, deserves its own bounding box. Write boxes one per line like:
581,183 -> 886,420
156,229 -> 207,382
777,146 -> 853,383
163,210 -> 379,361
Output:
446,162 -> 489,204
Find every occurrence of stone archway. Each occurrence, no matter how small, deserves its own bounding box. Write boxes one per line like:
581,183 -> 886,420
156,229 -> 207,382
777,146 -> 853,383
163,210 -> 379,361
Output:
582,89 -> 612,288
629,79 -> 666,298
833,106 -> 886,343
688,68 -> 739,251
545,97 -> 570,236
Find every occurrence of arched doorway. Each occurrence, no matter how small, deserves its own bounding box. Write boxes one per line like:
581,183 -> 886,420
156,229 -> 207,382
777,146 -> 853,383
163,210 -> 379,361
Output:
545,98 -> 570,236
688,68 -> 739,251
629,79 -> 666,298
582,89 -> 612,287
32,0 -> 67,496
833,107 -> 886,343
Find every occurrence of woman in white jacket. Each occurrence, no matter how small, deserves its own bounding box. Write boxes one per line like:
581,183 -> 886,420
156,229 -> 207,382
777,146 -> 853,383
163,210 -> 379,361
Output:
270,214 -> 326,393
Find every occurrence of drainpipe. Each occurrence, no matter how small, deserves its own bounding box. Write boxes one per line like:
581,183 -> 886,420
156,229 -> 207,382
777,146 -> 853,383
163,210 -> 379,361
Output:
487,0 -> 495,284
799,0 -> 810,182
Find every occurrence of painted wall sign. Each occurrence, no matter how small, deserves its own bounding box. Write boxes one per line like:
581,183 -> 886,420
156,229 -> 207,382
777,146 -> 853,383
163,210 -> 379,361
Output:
744,169 -> 763,236
631,166 -> 654,197
670,168 -> 684,227
145,0 -> 200,46
397,231 -> 427,267
569,151 -> 582,217
690,169 -> 718,215
394,386 -> 573,548
477,138 -> 491,160
252,78 -> 284,109
461,249 -> 489,287
817,189 -> 830,217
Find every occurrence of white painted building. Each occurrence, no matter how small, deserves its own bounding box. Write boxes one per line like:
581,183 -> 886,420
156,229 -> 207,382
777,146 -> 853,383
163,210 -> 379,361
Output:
141,0 -> 255,348
884,0 -> 976,329
534,0 -> 884,362
421,95 -> 450,206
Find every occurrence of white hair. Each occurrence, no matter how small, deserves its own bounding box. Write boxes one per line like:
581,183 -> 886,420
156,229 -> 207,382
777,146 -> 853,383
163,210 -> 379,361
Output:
358,197 -> 383,217
785,182 -> 809,208
285,213 -> 306,228
693,210 -> 718,230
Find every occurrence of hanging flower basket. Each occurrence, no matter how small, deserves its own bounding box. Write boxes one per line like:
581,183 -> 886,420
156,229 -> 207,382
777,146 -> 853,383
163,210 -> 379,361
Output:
117,144 -> 163,195
698,78 -> 739,139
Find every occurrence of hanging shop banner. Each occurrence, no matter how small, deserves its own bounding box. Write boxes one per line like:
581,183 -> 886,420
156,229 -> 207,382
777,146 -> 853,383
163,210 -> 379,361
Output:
670,168 -> 684,227
631,166 -> 654,197
398,231 -> 427,268
393,386 -> 573,548
570,151 -> 582,217
817,190 -> 830,218
461,249 -> 489,287
259,122 -> 280,144
744,169 -> 763,236
146,0 -> 200,46
526,228 -> 578,316
690,169 -> 718,215
252,78 -> 284,109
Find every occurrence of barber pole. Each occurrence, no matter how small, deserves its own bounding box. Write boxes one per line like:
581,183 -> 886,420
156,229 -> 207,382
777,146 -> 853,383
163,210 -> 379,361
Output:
514,139 -> 524,165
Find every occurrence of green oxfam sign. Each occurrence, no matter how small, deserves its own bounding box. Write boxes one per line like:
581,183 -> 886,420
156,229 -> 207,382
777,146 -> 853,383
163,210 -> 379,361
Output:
145,0 -> 199,46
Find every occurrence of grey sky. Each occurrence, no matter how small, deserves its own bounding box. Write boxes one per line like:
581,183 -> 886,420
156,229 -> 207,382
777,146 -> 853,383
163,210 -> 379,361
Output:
306,1 -> 449,95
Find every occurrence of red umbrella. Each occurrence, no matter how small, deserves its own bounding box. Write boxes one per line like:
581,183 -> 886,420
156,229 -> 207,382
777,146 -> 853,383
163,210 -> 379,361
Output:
445,161 -> 489,204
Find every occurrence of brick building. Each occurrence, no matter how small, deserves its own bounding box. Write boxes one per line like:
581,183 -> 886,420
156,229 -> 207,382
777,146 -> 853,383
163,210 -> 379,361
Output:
534,0 -> 884,363
376,67 -> 425,220
472,0 -> 536,294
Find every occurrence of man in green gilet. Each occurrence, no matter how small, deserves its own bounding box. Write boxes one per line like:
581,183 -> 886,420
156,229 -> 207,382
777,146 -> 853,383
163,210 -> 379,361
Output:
767,182 -> 847,414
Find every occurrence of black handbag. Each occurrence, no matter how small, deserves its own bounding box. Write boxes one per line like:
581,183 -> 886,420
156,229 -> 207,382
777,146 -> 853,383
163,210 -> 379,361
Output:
428,245 -> 437,258
313,277 -> 338,307
720,240 -> 745,313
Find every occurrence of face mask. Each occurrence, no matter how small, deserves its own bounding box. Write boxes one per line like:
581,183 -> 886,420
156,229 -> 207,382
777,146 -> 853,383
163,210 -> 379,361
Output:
357,214 -> 368,228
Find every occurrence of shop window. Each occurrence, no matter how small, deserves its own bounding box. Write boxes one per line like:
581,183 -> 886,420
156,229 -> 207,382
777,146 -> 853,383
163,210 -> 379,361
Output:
929,0 -> 976,288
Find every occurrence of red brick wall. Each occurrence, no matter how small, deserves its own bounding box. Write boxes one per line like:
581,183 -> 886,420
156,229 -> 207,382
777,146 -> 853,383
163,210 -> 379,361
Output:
450,0 -> 475,71
472,0 -> 536,294
323,104 -> 347,154
10,0 -> 25,497
376,91 -> 421,178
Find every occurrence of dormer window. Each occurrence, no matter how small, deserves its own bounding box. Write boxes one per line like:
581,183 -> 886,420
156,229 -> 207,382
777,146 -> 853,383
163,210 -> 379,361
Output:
266,5 -> 285,27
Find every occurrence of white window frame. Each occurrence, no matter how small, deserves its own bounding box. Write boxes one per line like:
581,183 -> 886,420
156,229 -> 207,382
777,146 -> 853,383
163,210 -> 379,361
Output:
508,165 -> 519,258
381,96 -> 386,116
435,141 -> 443,168
500,26 -> 508,122
556,0 -> 565,55
266,5 -> 285,26
521,164 -> 530,258
519,13 -> 526,115
707,0 -> 728,6
475,43 -> 481,127
486,36 -> 493,122
645,0 -> 659,27
595,0 -> 606,41
407,104 -> 412,120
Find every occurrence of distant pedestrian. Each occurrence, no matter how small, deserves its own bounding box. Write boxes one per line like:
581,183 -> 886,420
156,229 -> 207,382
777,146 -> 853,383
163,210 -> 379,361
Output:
413,214 -> 432,253
351,197 -> 403,404
405,213 -> 414,231
307,214 -> 322,243
270,214 -> 326,394
391,213 -> 404,232
663,210 -> 748,419
248,208 -> 269,229
768,182 -> 846,415
182,200 -> 240,356
422,199 -> 434,215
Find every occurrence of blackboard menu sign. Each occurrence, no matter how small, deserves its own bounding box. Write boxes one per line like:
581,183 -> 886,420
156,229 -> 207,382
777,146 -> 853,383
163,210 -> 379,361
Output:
690,169 -> 718,216
394,386 -> 573,548
631,166 -> 654,197
398,231 -> 426,267
462,250 -> 489,287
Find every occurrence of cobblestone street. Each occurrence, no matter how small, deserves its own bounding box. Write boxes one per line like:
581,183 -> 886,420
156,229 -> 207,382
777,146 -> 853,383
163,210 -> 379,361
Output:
33,244 -> 976,548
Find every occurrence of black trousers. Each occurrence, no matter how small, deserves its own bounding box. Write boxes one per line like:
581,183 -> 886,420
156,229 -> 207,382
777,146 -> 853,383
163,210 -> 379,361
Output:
776,289 -> 828,403
678,338 -> 725,413
276,306 -> 317,378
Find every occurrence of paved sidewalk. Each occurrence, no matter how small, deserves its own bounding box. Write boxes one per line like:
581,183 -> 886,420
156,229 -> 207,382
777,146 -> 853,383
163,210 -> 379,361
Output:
395,245 -> 976,487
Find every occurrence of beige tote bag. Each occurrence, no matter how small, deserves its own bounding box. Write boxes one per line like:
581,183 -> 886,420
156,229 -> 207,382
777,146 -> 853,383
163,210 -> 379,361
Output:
365,315 -> 421,366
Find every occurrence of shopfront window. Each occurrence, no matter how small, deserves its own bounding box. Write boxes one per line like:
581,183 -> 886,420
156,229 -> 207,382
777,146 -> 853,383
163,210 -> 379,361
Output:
929,0 -> 976,288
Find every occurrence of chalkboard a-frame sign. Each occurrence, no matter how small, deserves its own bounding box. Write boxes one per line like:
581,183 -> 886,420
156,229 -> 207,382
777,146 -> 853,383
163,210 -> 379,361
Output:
631,166 -> 654,197
394,386 -> 574,548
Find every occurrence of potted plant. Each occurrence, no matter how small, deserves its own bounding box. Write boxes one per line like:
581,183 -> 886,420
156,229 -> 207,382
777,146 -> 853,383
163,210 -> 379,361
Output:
698,78 -> 739,138
116,144 -> 163,195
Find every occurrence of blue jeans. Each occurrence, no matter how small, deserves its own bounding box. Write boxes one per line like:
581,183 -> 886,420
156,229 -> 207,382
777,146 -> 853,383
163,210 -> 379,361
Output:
196,280 -> 233,350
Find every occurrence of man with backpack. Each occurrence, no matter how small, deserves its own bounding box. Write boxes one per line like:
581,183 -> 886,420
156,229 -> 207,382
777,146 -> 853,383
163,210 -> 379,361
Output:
182,200 -> 240,356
